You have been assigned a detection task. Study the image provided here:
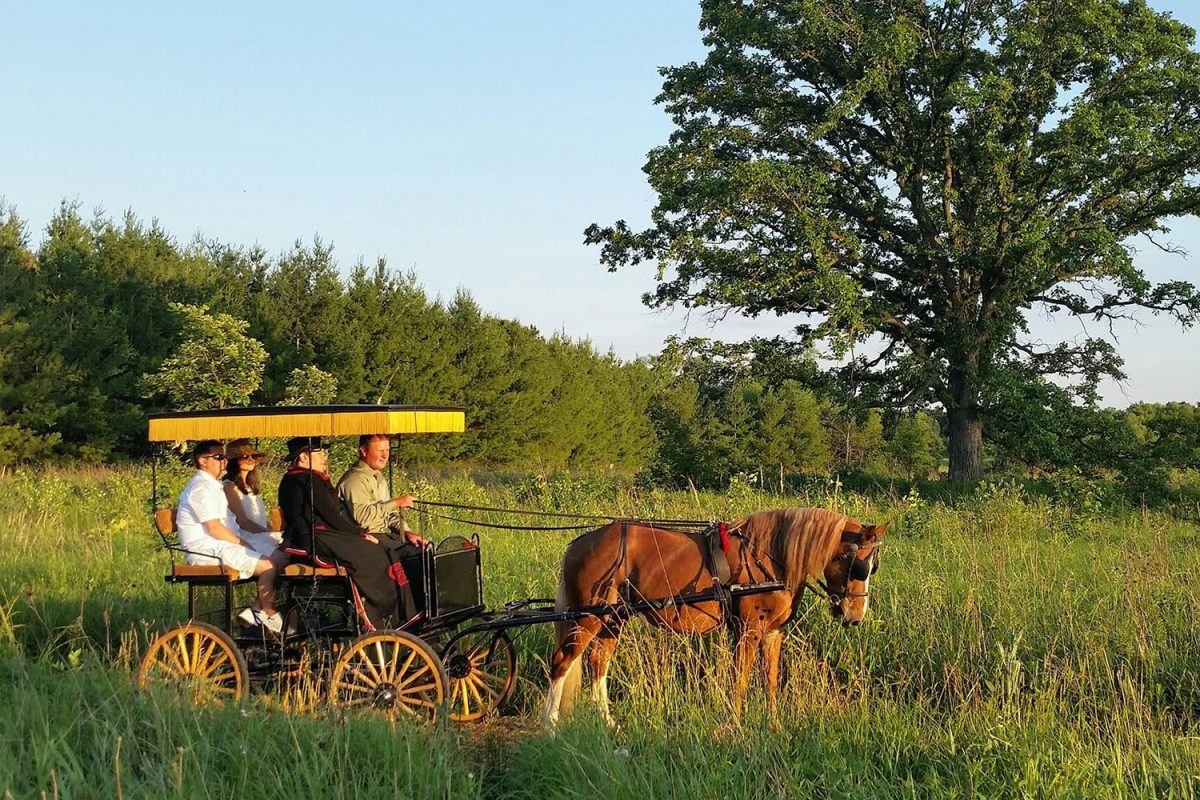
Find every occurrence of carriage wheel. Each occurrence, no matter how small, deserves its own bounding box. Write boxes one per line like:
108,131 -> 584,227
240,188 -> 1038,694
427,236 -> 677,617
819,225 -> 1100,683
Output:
330,631 -> 447,719
441,628 -> 517,723
137,622 -> 248,703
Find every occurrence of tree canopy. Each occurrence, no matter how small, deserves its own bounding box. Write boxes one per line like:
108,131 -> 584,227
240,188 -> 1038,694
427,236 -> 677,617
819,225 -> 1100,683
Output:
587,0 -> 1200,479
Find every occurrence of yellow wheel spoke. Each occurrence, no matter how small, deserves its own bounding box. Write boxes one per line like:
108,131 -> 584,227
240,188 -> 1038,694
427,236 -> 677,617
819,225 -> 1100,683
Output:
337,691 -> 375,708
186,632 -> 206,674
396,649 -> 418,682
336,679 -> 376,696
140,626 -> 246,705
477,668 -> 508,689
397,663 -> 431,690
466,675 -> 489,708
399,681 -> 439,697
167,642 -> 190,674
175,632 -> 193,672
195,637 -> 217,673
156,648 -> 186,677
198,651 -> 232,680
456,681 -> 470,714
470,673 -> 501,701
387,640 -> 402,684
397,697 -> 436,711
355,648 -> 384,684
372,640 -> 389,681
337,667 -> 375,690
208,668 -> 239,684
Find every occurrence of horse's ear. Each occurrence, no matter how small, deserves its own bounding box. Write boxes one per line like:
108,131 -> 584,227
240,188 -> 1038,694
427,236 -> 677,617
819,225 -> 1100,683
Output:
860,522 -> 889,543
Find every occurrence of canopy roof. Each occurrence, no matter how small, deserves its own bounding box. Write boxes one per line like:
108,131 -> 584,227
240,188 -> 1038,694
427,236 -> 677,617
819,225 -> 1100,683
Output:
147,405 -> 466,442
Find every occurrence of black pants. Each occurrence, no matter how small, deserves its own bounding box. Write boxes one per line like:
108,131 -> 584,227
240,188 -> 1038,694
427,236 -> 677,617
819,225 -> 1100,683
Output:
377,533 -> 427,616
313,531 -> 421,630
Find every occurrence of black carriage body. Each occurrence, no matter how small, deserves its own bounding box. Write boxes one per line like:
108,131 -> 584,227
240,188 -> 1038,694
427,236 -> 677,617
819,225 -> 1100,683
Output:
422,535 -> 484,627
162,532 -> 486,645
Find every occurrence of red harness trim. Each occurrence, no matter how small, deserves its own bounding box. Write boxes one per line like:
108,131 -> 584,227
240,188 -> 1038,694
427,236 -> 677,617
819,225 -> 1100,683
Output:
718,521 -> 729,553
387,561 -> 409,587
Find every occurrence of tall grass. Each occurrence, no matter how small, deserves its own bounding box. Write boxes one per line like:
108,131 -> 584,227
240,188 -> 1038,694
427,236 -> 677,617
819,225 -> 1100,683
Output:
1,466 -> 1198,798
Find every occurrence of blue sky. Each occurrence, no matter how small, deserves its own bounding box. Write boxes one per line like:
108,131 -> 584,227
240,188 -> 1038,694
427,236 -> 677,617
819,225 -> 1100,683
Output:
3,1 -> 1197,406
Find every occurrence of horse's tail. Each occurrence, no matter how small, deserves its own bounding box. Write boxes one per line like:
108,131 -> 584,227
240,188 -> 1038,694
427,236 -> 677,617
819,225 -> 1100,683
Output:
553,573 -> 583,713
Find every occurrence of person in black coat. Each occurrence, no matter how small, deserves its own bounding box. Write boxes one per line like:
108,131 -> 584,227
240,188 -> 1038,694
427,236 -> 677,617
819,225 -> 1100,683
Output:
277,436 -> 420,630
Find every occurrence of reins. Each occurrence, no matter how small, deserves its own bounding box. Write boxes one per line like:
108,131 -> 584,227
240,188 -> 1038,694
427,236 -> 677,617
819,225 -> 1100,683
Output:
412,499 -> 878,611
410,499 -> 718,533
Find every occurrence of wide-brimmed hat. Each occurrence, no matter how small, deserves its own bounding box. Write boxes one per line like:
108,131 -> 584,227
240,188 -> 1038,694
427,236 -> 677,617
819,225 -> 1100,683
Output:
286,436 -> 326,461
226,438 -> 266,460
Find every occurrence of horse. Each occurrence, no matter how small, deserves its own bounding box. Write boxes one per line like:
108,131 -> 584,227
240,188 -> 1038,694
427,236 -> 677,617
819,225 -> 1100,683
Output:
540,507 -> 887,728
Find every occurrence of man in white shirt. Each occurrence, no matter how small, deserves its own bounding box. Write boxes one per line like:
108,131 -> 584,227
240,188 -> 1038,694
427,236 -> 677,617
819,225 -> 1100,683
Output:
176,440 -> 287,634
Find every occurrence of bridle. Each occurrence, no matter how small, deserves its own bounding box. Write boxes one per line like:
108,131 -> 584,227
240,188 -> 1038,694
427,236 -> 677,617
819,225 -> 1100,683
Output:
804,542 -> 879,607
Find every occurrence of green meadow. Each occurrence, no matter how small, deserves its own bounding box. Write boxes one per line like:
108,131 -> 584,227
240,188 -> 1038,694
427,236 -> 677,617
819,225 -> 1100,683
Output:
1,466 -> 1198,799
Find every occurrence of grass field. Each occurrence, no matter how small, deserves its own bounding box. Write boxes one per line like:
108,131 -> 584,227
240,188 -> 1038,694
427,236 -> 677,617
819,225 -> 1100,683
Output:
1,465 -> 1199,799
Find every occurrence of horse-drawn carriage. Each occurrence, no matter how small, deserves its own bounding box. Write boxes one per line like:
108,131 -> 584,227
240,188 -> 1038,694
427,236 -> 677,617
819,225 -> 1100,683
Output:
137,405 -> 517,722
138,404 -> 887,725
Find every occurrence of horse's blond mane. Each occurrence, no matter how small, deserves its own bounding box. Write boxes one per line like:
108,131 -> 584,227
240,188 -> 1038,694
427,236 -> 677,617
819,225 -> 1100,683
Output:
736,507 -> 849,588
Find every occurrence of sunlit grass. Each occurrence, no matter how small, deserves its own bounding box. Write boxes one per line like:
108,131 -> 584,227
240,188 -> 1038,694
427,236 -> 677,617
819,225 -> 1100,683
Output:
1,465 -> 1199,797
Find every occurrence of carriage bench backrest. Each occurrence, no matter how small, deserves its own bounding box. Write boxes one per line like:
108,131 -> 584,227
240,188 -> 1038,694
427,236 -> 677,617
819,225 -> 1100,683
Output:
153,507 -> 241,582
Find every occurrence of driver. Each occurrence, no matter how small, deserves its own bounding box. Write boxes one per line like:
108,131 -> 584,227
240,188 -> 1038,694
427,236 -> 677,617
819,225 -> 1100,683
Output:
277,436 -> 421,630
337,434 -> 431,609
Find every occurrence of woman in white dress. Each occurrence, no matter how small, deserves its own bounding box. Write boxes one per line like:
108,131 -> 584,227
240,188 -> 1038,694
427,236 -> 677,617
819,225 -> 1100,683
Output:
223,439 -> 282,544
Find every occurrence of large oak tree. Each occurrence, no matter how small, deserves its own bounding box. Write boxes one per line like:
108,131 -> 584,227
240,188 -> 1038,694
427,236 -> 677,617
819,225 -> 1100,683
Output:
587,0 -> 1200,479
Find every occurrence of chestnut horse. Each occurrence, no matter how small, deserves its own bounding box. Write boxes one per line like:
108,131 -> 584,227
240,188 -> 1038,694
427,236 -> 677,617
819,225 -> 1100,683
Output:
541,507 -> 887,727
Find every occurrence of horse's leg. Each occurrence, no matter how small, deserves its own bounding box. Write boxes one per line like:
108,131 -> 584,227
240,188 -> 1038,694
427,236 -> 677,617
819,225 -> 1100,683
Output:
542,615 -> 602,730
732,622 -> 762,724
587,618 -> 623,728
761,629 -> 783,729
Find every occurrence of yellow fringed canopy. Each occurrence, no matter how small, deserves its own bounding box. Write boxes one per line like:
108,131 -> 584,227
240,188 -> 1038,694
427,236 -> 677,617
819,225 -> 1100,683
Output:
147,405 -> 465,442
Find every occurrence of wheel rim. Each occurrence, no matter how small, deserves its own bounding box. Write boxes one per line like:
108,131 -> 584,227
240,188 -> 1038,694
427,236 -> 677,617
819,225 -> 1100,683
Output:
331,632 -> 446,719
138,623 -> 247,703
441,629 -> 517,723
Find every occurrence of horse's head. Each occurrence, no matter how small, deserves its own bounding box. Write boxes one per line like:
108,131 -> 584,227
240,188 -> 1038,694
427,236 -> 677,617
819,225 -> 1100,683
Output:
824,522 -> 888,627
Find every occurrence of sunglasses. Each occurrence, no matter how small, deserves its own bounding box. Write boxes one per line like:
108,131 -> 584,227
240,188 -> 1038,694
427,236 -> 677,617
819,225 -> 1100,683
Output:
202,453 -> 228,462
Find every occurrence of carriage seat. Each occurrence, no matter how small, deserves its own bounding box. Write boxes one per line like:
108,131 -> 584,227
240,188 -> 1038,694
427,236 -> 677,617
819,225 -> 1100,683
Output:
155,508 -> 241,582
280,545 -> 348,578
154,506 -> 295,582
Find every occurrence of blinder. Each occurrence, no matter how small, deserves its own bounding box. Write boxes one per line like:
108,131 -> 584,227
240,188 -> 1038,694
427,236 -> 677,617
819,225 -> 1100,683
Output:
848,554 -> 874,582
807,535 -> 882,606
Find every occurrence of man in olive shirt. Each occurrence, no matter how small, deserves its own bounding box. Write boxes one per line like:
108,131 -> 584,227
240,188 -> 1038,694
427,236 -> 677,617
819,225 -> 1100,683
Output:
338,434 -> 430,606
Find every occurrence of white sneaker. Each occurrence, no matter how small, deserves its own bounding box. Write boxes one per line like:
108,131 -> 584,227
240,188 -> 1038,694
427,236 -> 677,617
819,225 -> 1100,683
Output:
237,607 -> 283,634
259,611 -> 283,635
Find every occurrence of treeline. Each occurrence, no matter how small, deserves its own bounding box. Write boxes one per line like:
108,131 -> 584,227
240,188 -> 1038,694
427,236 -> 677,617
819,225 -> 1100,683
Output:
649,337 -> 1200,500
1,202 -> 1196,501
0,203 -> 653,469
644,338 -> 946,487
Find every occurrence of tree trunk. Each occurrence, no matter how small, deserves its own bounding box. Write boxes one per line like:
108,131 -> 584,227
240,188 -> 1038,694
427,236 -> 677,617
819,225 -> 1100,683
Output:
946,363 -> 984,481
947,404 -> 983,481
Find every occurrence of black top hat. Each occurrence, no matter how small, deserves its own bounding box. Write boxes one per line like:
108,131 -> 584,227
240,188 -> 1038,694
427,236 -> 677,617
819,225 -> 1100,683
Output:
286,436 -> 325,461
